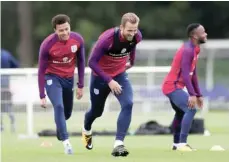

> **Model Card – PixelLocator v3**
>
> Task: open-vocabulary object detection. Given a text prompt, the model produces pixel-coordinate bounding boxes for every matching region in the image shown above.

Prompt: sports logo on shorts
[121,48,126,53]
[94,88,99,95]
[71,45,78,53]
[47,79,52,86]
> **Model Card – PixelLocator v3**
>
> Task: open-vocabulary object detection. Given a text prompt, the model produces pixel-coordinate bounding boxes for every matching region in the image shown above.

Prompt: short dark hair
[186,23,200,37]
[51,14,70,29]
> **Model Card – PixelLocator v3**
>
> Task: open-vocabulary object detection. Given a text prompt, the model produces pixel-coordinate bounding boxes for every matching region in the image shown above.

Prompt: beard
[198,39,206,44]
[125,35,134,41]
[198,37,207,44]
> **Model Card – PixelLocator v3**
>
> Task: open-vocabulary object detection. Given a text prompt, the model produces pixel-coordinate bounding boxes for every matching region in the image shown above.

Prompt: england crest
[71,45,78,53]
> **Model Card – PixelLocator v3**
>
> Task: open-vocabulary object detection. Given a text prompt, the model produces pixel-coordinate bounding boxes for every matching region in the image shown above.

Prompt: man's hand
[188,96,197,109]
[40,98,47,108]
[125,62,132,70]
[76,88,83,100]
[108,80,122,95]
[196,97,204,109]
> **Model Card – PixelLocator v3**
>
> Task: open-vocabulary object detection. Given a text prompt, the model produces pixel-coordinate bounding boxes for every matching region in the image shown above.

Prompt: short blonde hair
[121,12,140,27]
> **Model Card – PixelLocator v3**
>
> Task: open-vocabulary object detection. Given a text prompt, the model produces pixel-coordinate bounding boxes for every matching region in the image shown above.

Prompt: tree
[2,1,229,66]
[17,1,34,67]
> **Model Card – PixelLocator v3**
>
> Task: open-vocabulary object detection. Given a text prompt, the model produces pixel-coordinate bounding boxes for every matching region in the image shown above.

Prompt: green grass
[2,135,229,162]
[1,111,229,162]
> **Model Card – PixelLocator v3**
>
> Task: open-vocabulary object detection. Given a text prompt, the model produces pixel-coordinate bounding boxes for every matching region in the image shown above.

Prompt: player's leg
[0,111,3,132]
[8,107,15,133]
[55,87,73,142]
[45,75,73,154]
[55,77,74,142]
[112,72,133,157]
[63,89,73,120]
[1,92,5,131]
[170,100,184,150]
[82,74,110,150]
[1,90,15,132]
[61,79,75,154]
[62,78,74,121]
[6,91,15,133]
[167,89,197,151]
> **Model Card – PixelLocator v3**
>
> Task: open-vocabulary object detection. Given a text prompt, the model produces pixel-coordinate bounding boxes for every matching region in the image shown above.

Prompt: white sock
[83,126,92,135]
[114,140,124,148]
[178,143,187,147]
[173,143,179,147]
[62,139,71,147]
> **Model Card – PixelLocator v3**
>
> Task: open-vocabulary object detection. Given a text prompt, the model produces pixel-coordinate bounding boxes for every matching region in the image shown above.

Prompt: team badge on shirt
[71,45,78,53]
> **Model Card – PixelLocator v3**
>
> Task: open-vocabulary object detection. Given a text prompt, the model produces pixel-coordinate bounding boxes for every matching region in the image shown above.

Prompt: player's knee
[175,113,183,120]
[55,104,64,112]
[177,111,184,118]
[122,100,133,111]
[185,108,197,114]
[65,113,72,120]
[94,110,103,118]
[190,108,197,114]
[90,104,104,118]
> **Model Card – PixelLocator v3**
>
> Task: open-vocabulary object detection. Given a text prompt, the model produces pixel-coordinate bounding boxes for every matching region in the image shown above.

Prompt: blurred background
[1,1,229,138]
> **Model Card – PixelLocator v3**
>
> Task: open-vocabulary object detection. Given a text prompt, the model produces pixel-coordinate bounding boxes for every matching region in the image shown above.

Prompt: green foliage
[1,1,229,66]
